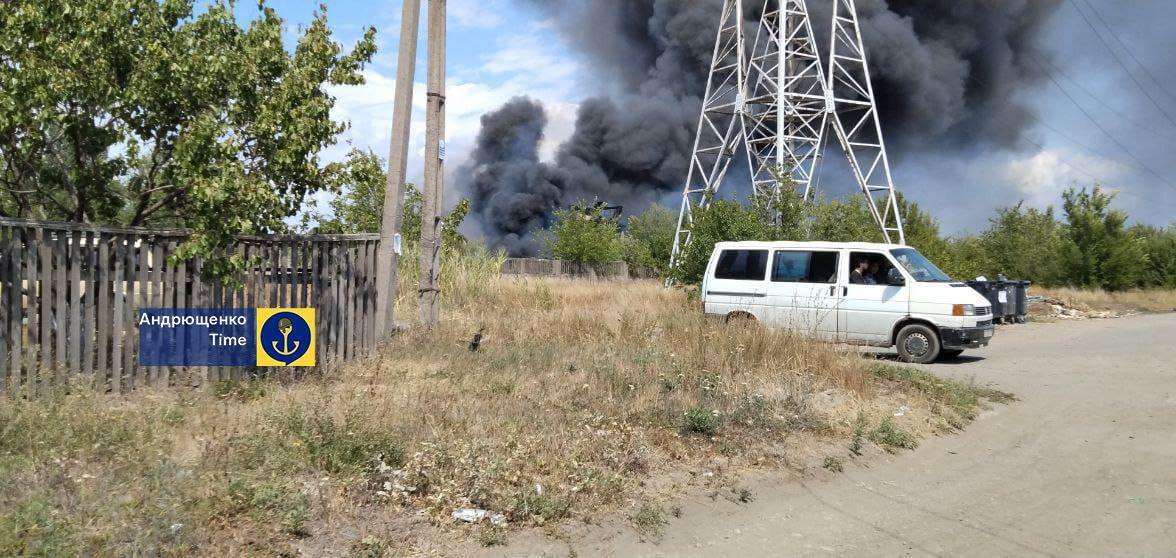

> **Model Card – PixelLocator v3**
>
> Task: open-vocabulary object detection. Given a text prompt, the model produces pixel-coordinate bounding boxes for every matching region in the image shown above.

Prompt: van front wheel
[896,324,941,364]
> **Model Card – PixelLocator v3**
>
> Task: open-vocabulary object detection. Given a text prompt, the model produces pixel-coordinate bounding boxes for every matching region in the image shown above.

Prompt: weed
[226,477,310,536]
[631,503,668,540]
[659,373,683,393]
[735,487,755,503]
[823,456,845,473]
[488,380,516,395]
[237,406,406,475]
[681,407,719,436]
[670,505,683,518]
[0,496,77,556]
[351,535,389,558]
[476,524,508,547]
[214,379,269,402]
[849,412,867,456]
[869,418,918,453]
[510,488,572,524]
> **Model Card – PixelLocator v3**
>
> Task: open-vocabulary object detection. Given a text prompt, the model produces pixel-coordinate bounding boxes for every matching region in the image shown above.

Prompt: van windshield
[890,248,953,283]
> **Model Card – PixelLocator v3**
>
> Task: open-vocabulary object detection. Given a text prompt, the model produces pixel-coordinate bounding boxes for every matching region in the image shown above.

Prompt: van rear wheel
[896,324,941,364]
[724,311,758,328]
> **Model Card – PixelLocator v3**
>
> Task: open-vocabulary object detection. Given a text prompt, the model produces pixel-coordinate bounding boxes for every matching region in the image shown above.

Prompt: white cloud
[1004,149,1125,208]
[449,0,507,29]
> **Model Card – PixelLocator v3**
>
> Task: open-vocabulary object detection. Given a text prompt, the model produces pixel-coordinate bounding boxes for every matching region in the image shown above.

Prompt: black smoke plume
[463,0,1063,253]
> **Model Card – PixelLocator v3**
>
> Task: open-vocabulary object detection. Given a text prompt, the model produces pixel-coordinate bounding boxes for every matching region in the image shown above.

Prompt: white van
[701,241,995,363]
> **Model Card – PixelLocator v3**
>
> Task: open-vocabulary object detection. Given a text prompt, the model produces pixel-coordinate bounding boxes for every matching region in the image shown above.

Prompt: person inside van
[850,257,871,284]
[865,261,881,284]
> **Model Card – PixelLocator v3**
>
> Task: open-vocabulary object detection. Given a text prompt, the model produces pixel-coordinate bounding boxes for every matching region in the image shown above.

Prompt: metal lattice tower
[671,0,905,269]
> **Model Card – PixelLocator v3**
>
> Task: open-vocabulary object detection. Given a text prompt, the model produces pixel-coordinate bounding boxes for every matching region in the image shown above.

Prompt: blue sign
[138,308,255,366]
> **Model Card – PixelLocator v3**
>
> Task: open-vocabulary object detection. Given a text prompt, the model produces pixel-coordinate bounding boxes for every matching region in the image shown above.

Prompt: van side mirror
[887,268,906,286]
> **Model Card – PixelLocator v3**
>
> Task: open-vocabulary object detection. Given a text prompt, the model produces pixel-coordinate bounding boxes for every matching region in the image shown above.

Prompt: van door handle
[829,285,835,296]
[843,287,848,296]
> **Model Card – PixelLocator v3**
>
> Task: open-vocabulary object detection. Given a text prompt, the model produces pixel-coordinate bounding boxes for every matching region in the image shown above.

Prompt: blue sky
[234,1,1176,233]
[233,0,584,212]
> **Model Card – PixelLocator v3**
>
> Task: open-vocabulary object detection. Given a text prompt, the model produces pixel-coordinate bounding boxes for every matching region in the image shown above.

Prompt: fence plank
[149,240,163,386]
[329,242,340,365]
[53,230,67,386]
[0,227,8,391]
[38,228,52,394]
[81,231,95,382]
[293,241,303,308]
[133,237,148,389]
[343,242,350,360]
[110,235,125,393]
[357,241,369,351]
[174,252,186,386]
[192,257,205,387]
[279,241,289,307]
[68,231,82,382]
[165,239,179,386]
[10,228,24,392]
[95,233,110,388]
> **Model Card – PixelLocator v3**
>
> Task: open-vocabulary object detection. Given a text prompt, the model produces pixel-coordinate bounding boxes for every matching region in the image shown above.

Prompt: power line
[1079,0,1176,104]
[1030,55,1176,192]
[1033,54,1176,145]
[966,72,1176,200]
[1066,0,1176,129]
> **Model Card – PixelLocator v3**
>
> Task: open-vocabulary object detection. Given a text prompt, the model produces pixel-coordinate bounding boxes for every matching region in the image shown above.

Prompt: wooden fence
[501,258,658,280]
[0,218,380,394]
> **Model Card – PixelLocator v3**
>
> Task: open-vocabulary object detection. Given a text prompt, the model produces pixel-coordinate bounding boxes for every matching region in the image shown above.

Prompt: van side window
[772,251,839,284]
[714,250,769,281]
[849,252,897,286]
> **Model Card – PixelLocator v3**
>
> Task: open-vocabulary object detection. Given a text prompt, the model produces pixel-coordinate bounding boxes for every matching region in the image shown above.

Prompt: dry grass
[1034,287,1176,315]
[0,254,1013,555]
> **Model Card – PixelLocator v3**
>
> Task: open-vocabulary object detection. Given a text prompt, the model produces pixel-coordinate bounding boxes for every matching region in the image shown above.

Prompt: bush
[681,407,719,436]
[544,204,624,263]
[622,205,677,275]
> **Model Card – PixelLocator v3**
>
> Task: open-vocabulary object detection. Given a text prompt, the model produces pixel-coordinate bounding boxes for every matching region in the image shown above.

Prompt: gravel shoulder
[491,313,1176,557]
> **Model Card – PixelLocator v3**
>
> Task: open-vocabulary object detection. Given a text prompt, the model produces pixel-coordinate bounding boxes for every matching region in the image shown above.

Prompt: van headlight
[952,304,976,316]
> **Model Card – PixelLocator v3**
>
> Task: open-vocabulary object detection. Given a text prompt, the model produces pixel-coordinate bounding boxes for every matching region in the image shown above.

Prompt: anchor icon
[271,317,301,360]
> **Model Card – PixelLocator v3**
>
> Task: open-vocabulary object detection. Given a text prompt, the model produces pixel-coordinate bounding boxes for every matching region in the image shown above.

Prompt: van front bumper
[941,324,995,350]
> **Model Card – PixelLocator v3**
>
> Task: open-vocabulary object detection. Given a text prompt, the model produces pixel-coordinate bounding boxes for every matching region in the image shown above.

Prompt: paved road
[498,314,1176,557]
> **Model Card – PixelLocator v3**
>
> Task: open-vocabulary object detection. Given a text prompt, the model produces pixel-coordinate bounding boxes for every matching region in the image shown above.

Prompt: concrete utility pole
[418,0,446,327]
[374,0,421,338]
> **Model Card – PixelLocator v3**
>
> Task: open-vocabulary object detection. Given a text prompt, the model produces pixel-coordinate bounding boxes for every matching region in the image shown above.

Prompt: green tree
[1061,186,1145,291]
[312,150,469,247]
[668,199,780,285]
[895,194,950,262]
[545,204,625,263]
[622,205,678,275]
[979,203,1065,285]
[940,235,989,282]
[1132,224,1176,288]
[804,195,883,243]
[0,0,376,277]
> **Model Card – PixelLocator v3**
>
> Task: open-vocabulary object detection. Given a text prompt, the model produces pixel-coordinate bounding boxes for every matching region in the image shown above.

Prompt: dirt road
[498,314,1176,557]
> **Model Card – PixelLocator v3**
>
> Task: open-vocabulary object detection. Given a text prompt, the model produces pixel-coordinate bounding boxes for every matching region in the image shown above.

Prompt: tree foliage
[0,0,376,276]
[1060,186,1145,290]
[544,204,624,263]
[311,150,470,248]
[621,205,678,276]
